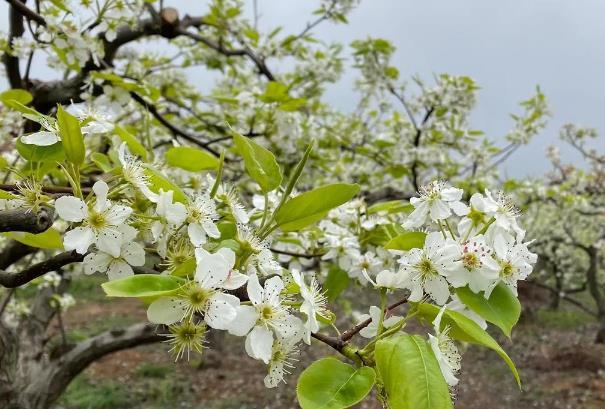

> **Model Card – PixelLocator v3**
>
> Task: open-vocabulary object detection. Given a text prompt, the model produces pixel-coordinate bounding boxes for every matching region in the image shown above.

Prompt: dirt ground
[51,279,605,409]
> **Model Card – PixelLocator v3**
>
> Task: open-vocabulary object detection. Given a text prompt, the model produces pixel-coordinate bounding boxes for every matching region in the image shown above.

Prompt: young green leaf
[165,146,219,171]
[296,357,375,409]
[455,283,521,337]
[16,138,65,162]
[56,105,85,165]
[232,131,282,192]
[275,183,360,231]
[114,126,148,160]
[324,266,350,301]
[384,231,427,250]
[4,228,64,250]
[144,168,188,203]
[0,89,33,105]
[375,334,453,409]
[417,303,521,387]
[102,274,183,298]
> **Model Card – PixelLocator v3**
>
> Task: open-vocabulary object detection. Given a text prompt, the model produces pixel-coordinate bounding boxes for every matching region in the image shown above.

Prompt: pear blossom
[264,338,299,388]
[118,143,158,202]
[147,248,240,330]
[228,275,302,364]
[398,232,459,305]
[486,235,537,297]
[291,270,328,344]
[446,235,500,293]
[67,103,116,134]
[185,193,220,247]
[21,116,60,146]
[83,225,145,280]
[404,181,469,229]
[55,180,132,257]
[150,190,187,256]
[428,306,462,387]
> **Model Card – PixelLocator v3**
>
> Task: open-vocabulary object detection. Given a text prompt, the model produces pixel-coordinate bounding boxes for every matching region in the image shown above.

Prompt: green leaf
[0,89,33,105]
[144,168,187,203]
[418,303,521,387]
[2,99,41,117]
[4,228,63,250]
[296,357,375,409]
[165,146,219,171]
[324,266,350,301]
[102,274,183,298]
[455,284,521,337]
[233,131,282,192]
[384,231,426,250]
[91,152,113,172]
[114,126,148,160]
[275,183,360,231]
[375,334,453,409]
[259,81,289,103]
[367,200,413,215]
[56,105,85,165]
[16,138,65,162]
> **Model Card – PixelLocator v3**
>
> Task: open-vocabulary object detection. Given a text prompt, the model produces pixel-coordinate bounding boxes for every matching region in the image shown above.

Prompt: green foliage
[4,228,64,250]
[275,183,360,231]
[102,274,183,298]
[56,105,85,166]
[233,131,282,192]
[296,357,375,409]
[456,283,521,337]
[384,231,426,251]
[418,303,521,387]
[60,377,131,409]
[16,138,65,162]
[375,334,453,409]
[324,266,350,301]
[115,126,148,160]
[165,146,219,171]
[0,89,33,105]
[136,362,174,379]
[144,168,188,203]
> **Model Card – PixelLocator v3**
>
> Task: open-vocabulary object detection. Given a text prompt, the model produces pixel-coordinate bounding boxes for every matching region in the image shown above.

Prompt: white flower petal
[64,227,95,254]
[245,325,273,364]
[147,297,186,325]
[55,196,88,222]
[228,305,259,336]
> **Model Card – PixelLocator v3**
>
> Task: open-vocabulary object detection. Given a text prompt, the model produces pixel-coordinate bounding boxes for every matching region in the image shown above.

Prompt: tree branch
[44,322,164,405]
[174,27,275,81]
[130,92,221,157]
[0,206,54,234]
[2,0,27,88]
[4,0,46,26]
[0,250,83,288]
[340,298,408,342]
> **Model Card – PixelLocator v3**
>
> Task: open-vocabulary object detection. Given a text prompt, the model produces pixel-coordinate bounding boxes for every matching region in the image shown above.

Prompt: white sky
[2,0,603,177]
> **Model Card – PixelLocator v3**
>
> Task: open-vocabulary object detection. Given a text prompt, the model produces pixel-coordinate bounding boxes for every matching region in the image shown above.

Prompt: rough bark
[0,207,54,234]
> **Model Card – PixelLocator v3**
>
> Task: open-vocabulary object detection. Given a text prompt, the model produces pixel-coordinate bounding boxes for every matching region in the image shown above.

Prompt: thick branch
[2,0,27,88]
[4,0,46,26]
[0,206,54,233]
[0,250,83,288]
[0,184,91,196]
[175,27,275,81]
[0,241,37,269]
[44,323,164,405]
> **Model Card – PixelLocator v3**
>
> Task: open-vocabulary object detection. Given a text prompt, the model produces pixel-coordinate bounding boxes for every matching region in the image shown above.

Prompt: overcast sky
[2,0,603,177]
